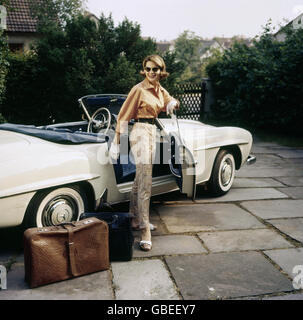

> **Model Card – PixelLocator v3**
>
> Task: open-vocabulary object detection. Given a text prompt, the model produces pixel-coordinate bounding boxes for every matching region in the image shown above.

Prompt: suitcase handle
[58,222,77,227]
[105,214,118,225]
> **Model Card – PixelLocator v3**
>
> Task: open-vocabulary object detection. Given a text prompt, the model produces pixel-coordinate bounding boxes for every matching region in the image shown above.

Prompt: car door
[168,132,196,200]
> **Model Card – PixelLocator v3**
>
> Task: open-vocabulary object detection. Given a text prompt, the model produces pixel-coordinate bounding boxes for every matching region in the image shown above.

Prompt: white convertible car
[0,94,256,228]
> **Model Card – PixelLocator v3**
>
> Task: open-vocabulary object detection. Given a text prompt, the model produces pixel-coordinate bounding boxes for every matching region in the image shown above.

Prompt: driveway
[1,137,303,300]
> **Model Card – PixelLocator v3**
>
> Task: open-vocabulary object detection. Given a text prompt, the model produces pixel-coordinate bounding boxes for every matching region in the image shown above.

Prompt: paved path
[1,138,303,300]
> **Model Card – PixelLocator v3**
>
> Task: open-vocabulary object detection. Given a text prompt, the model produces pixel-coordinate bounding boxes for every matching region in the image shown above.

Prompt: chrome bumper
[246,155,256,165]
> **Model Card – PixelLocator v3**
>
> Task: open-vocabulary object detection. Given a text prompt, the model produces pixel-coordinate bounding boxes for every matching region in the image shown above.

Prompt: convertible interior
[0,94,176,185]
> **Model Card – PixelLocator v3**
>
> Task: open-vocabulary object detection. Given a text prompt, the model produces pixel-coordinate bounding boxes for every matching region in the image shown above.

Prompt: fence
[175,79,213,121]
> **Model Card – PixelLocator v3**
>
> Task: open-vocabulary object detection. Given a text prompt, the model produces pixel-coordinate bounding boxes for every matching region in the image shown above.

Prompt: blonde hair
[140,54,169,80]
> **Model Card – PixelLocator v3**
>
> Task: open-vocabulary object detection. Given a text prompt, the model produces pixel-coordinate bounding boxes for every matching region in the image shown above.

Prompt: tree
[104,55,137,93]
[173,30,203,82]
[2,13,158,124]
[29,0,84,30]
[160,50,186,95]
[95,14,157,86]
[205,23,303,136]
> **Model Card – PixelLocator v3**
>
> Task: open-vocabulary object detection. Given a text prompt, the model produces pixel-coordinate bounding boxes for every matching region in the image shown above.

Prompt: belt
[134,118,157,125]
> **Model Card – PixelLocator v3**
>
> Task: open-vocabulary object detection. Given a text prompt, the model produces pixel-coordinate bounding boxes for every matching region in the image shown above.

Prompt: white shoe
[139,240,152,251]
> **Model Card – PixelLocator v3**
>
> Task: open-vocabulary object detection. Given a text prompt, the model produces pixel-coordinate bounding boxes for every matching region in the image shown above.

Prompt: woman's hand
[166,99,180,116]
[109,141,120,160]
[109,133,120,160]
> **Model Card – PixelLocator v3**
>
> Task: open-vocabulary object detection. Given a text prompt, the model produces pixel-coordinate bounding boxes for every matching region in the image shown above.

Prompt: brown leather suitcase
[24,218,109,288]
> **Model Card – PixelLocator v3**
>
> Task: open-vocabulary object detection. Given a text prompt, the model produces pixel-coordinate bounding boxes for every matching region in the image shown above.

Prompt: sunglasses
[145,67,161,73]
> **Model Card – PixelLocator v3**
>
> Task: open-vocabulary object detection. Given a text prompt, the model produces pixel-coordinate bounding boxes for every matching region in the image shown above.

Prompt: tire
[207,149,235,196]
[24,185,88,228]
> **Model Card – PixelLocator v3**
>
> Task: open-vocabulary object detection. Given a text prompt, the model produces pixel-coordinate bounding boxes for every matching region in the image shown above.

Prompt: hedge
[205,26,303,136]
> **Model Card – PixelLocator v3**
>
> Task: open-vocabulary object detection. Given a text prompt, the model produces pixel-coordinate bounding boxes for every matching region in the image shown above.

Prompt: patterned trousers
[129,122,157,229]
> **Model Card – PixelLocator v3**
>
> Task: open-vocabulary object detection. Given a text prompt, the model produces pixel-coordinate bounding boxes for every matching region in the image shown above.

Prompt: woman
[111,54,179,251]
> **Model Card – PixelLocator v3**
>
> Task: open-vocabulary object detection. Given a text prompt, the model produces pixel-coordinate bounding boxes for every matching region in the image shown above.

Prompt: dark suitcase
[80,212,134,261]
[24,218,109,288]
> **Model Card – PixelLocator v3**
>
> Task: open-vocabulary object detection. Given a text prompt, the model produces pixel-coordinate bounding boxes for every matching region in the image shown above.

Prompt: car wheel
[24,186,87,228]
[207,150,235,196]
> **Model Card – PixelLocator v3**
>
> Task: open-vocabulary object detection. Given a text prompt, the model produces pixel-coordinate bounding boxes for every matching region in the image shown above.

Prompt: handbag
[23,218,109,288]
[80,211,134,261]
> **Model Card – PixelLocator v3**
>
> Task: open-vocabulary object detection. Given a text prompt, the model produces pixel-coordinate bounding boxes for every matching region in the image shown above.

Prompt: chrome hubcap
[42,196,78,226]
[221,158,233,187]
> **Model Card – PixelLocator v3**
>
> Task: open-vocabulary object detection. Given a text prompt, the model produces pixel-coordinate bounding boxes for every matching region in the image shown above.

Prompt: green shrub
[1,14,158,125]
[2,52,45,124]
[0,113,6,123]
[0,29,9,106]
[206,25,303,136]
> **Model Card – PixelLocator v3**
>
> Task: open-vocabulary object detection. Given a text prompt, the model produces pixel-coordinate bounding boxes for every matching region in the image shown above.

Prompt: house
[83,10,99,29]
[1,0,39,52]
[0,5,7,29]
[155,36,251,60]
[274,12,303,42]
[156,40,174,54]
[200,37,252,60]
[1,0,99,53]
[199,39,223,59]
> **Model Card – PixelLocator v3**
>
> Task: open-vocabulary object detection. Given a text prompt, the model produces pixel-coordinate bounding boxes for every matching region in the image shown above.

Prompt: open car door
[168,133,196,200]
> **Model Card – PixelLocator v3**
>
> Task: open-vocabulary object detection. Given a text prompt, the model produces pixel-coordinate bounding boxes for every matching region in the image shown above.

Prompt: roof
[6,0,38,33]
[157,41,172,54]
[274,12,303,36]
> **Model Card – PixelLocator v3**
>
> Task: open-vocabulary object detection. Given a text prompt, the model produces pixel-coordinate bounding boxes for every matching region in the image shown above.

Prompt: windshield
[80,94,127,118]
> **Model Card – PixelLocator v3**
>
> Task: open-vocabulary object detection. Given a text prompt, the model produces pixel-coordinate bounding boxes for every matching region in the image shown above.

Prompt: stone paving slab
[275,176,303,187]
[262,293,303,300]
[251,145,285,154]
[251,145,303,158]
[165,252,294,300]
[195,188,288,203]
[240,200,303,219]
[157,203,264,233]
[243,154,287,167]
[235,292,303,300]
[263,248,303,281]
[277,187,303,199]
[198,229,294,253]
[0,251,18,266]
[148,209,168,236]
[275,149,303,159]
[233,177,285,188]
[284,158,303,164]
[0,263,113,300]
[236,167,303,178]
[133,235,207,258]
[267,218,303,243]
[111,259,180,300]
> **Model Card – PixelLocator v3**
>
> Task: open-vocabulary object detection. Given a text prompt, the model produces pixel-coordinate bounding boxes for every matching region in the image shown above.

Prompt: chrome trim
[246,155,256,165]
[78,98,91,121]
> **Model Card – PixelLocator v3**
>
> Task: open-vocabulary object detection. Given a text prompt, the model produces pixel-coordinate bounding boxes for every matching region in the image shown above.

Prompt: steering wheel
[87,107,112,134]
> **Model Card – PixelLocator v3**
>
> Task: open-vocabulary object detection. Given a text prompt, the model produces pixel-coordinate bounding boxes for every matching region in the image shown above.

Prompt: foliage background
[1,0,303,138]
[205,24,303,136]
[0,1,184,125]
[0,29,8,123]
